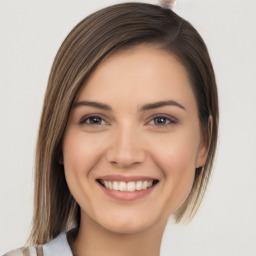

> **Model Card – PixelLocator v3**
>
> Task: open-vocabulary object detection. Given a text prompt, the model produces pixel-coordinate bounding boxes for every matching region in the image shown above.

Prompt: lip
[96,175,159,201]
[98,183,157,201]
[97,174,158,182]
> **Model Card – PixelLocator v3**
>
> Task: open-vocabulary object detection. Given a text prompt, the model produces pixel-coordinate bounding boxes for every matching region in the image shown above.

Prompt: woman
[4,1,218,256]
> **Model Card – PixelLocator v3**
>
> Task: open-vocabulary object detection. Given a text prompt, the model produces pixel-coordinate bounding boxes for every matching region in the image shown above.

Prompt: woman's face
[63,45,207,234]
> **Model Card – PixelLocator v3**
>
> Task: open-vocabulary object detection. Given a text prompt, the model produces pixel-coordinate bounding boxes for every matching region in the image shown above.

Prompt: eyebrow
[140,100,186,111]
[73,101,112,111]
[73,100,186,111]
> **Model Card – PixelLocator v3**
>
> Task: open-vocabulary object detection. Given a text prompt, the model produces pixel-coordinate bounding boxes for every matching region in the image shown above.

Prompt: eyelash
[80,115,109,126]
[79,114,178,128]
[147,115,178,127]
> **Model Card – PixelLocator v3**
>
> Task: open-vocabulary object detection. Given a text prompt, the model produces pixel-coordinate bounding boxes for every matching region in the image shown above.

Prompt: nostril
[110,160,142,168]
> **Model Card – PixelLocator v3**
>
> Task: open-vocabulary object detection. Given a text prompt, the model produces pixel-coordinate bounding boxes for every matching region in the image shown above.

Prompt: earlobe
[196,115,213,168]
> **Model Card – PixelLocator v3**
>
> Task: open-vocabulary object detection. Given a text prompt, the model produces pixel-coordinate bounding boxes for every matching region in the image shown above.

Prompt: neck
[70,211,168,256]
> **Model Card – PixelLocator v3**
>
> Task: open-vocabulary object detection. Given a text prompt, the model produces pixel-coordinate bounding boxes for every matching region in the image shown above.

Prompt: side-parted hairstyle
[29,2,218,245]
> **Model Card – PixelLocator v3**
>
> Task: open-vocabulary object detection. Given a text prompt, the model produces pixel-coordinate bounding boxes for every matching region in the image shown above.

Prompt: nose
[105,124,146,168]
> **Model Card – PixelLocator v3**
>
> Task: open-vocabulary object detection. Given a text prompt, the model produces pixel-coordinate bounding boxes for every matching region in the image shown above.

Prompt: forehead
[76,44,197,112]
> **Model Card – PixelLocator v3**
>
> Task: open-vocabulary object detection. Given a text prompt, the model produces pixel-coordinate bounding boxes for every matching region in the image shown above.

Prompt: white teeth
[127,182,136,192]
[100,180,156,192]
[113,181,119,191]
[108,181,113,190]
[142,180,148,190]
[103,180,109,189]
[136,181,142,191]
[119,182,127,191]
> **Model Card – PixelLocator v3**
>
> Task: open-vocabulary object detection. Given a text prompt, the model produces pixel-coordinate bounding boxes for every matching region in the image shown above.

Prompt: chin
[86,208,168,235]
[103,219,150,234]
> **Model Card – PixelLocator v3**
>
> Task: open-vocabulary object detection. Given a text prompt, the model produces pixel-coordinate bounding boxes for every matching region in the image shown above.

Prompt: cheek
[62,130,109,215]
[63,130,105,173]
[150,128,200,173]
[148,130,200,212]
[62,130,106,202]
[157,140,197,188]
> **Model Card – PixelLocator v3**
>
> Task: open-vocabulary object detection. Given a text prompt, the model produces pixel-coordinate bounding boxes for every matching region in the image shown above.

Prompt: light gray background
[0,0,256,255]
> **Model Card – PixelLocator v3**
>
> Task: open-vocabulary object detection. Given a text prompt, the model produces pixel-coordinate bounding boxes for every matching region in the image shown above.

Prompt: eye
[148,115,177,126]
[153,117,170,125]
[80,115,108,125]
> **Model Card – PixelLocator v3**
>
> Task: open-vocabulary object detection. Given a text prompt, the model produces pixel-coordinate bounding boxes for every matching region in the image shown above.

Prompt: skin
[62,44,208,256]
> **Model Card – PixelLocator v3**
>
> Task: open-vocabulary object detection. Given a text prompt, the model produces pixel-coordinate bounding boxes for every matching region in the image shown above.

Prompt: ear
[196,115,213,168]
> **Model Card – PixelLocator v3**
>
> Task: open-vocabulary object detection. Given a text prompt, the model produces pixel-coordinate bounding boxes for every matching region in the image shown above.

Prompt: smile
[97,179,159,192]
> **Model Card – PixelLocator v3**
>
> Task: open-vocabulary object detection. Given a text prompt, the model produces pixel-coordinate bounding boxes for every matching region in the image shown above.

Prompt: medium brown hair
[29,2,218,245]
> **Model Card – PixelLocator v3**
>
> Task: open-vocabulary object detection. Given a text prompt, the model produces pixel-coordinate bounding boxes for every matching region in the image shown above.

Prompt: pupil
[91,117,101,124]
[155,117,166,125]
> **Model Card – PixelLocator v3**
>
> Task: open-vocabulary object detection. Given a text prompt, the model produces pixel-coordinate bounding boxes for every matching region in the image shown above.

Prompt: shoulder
[2,247,36,256]
[3,232,72,256]
[2,248,23,256]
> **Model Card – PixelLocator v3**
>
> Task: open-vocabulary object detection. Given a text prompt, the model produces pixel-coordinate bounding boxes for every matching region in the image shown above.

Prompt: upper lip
[96,175,159,182]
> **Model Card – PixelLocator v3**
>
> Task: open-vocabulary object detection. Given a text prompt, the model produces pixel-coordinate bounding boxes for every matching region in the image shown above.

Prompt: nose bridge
[106,121,145,167]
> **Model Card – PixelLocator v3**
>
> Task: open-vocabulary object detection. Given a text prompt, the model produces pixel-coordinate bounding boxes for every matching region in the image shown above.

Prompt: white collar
[42,232,73,256]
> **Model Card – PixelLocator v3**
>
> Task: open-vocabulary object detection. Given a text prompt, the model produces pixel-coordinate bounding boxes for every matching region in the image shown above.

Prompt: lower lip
[97,183,156,201]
